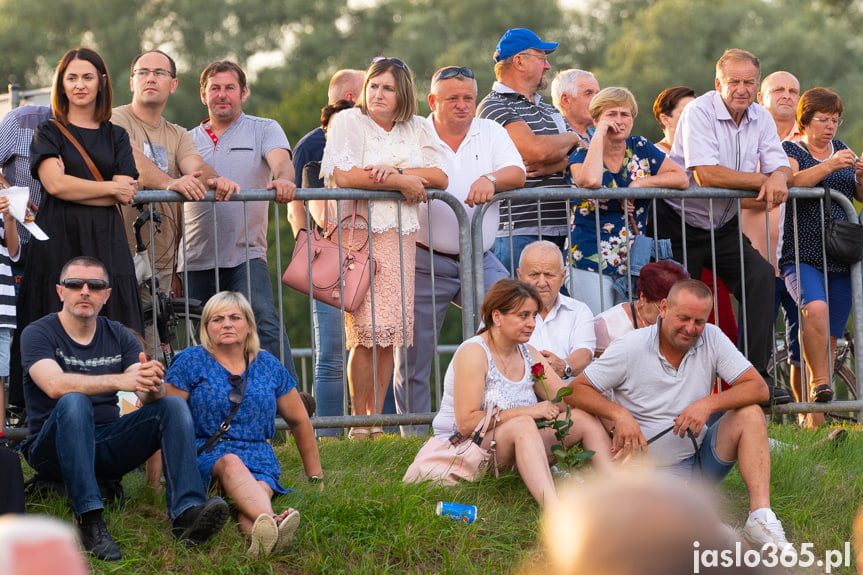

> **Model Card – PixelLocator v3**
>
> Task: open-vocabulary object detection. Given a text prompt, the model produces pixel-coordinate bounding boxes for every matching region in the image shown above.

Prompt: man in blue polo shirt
[477,28,582,273]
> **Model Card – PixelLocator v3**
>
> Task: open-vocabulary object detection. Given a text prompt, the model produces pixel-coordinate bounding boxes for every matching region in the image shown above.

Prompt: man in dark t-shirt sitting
[20,256,228,562]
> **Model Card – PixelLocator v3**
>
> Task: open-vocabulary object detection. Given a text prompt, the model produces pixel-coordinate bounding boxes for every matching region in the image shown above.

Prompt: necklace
[634,300,647,328]
[487,335,520,378]
[634,300,658,328]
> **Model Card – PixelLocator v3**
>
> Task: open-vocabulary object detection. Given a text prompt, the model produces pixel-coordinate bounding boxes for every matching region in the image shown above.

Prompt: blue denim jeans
[312,300,398,437]
[185,258,298,380]
[25,394,206,520]
[313,299,346,437]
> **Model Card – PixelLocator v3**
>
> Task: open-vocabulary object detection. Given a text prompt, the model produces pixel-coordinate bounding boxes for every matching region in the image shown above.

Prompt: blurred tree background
[2,0,861,373]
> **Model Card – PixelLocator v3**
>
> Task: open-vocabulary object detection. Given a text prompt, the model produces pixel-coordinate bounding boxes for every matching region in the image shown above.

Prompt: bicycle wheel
[142,298,203,360]
[834,363,857,401]
[767,333,792,394]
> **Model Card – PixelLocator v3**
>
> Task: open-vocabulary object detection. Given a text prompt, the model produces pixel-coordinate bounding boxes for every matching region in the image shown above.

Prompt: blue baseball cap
[493,28,559,63]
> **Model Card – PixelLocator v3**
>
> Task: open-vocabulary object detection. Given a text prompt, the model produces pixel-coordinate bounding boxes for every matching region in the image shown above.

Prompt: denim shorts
[782,263,852,339]
[666,417,736,484]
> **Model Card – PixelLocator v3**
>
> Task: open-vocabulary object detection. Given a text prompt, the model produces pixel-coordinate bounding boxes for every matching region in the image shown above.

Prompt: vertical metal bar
[735,198,748,359]
[273,202,286,363]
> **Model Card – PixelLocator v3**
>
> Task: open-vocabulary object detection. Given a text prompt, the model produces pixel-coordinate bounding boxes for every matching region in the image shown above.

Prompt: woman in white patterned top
[318,57,448,439]
[431,279,613,506]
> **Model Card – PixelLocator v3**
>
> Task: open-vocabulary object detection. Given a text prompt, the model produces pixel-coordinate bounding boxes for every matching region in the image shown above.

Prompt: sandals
[811,383,834,403]
[247,514,278,557]
[271,509,301,555]
[349,426,385,440]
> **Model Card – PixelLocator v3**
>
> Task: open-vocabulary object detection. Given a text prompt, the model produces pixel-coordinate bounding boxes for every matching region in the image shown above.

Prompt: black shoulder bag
[823,185,863,265]
[198,354,249,455]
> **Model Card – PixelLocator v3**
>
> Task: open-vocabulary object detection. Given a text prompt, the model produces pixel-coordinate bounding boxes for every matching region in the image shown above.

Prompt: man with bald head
[569,279,791,551]
[745,70,806,417]
[758,71,801,142]
[291,69,365,180]
[113,50,238,349]
[517,240,594,380]
[392,65,525,435]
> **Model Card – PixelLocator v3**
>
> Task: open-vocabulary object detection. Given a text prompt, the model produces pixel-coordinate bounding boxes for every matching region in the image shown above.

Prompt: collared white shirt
[528,293,595,375]
[420,116,524,254]
[668,91,789,230]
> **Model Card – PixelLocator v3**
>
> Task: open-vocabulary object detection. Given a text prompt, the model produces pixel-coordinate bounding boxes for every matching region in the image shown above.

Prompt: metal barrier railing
[472,186,863,420]
[4,186,861,439]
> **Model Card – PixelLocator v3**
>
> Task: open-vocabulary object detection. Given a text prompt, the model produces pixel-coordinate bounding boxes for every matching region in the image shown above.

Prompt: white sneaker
[742,512,792,552]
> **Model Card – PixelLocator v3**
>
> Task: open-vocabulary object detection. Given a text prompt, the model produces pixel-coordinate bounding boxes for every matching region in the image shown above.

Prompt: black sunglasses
[59,278,109,291]
[372,56,407,70]
[433,67,475,83]
[228,374,246,405]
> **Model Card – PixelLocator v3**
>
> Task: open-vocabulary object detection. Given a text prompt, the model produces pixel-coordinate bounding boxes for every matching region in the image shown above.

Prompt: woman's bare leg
[486,415,559,507]
[211,454,275,534]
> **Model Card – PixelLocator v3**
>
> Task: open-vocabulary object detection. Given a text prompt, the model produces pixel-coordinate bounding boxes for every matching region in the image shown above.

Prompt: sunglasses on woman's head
[372,56,407,70]
[59,278,109,291]
[433,67,475,83]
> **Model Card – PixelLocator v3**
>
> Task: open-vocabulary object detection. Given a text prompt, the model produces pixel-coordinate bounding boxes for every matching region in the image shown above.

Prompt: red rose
[531,363,545,379]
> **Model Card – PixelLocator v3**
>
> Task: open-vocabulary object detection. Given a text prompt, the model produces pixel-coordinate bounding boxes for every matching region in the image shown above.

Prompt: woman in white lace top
[318,57,448,439]
[431,279,613,506]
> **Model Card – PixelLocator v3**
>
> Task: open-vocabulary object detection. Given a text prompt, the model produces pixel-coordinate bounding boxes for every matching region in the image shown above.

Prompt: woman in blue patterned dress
[779,87,863,424]
[568,87,688,314]
[166,291,322,556]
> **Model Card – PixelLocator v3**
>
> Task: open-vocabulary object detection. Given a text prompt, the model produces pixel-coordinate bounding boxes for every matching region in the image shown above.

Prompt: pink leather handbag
[282,201,378,313]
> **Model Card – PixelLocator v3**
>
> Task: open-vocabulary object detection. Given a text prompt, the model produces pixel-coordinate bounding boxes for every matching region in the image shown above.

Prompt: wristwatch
[482,173,497,191]
[563,363,572,379]
[307,475,323,484]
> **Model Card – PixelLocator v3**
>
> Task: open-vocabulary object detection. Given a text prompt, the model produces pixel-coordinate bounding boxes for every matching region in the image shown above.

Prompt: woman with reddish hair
[593,260,689,356]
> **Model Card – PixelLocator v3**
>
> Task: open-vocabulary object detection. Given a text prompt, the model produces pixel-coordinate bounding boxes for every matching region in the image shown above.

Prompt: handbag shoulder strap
[198,353,249,455]
[50,119,104,181]
[471,405,500,445]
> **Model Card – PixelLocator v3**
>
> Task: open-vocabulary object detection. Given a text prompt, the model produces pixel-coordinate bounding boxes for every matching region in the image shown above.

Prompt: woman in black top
[22,47,143,335]
[779,87,863,418]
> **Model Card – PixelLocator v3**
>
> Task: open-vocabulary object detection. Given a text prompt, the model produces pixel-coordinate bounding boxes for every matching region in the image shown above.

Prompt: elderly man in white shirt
[517,240,594,380]
[392,66,526,435]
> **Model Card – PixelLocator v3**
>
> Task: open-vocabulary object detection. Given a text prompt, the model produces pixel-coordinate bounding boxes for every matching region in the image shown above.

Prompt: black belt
[417,242,459,262]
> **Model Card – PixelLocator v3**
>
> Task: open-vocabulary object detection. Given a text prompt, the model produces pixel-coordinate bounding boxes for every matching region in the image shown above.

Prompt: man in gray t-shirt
[569,279,791,552]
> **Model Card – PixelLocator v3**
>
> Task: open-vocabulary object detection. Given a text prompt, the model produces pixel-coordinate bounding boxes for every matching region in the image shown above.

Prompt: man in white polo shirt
[392,66,525,435]
[517,240,594,380]
[569,279,791,551]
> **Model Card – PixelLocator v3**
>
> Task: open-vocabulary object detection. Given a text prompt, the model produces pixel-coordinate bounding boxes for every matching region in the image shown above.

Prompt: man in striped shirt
[477,28,582,274]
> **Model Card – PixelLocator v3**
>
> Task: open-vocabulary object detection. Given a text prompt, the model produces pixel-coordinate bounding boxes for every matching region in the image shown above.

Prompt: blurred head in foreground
[532,471,777,574]
[0,515,89,575]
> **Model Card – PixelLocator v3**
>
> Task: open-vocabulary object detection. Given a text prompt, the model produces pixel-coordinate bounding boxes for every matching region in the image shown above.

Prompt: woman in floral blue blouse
[568,87,688,314]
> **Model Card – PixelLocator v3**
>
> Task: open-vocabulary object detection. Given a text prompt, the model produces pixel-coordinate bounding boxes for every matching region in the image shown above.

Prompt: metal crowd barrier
[473,186,863,420]
[137,188,472,432]
[4,186,861,440]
